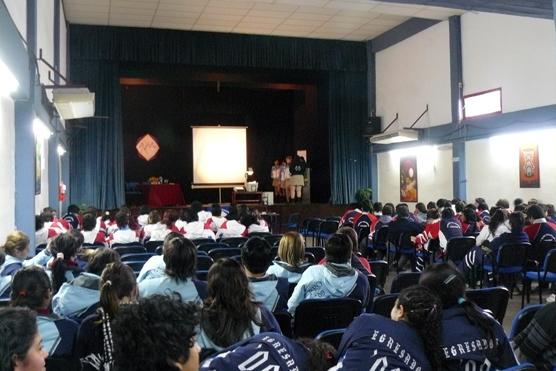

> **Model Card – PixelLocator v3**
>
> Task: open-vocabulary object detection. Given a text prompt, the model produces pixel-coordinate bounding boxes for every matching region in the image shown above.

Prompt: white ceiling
[62,0,464,41]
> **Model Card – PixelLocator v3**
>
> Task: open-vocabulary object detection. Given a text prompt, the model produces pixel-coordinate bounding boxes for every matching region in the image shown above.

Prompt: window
[463,88,502,119]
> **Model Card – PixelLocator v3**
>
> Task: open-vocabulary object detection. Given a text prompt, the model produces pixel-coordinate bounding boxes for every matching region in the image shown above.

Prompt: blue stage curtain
[69,26,369,207]
[69,62,125,209]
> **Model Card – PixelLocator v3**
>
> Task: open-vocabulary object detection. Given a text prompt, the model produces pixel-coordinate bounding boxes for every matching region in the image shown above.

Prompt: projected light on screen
[192,126,247,187]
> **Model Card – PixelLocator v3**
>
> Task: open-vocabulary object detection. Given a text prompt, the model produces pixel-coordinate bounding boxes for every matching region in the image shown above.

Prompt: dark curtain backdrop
[69,25,369,207]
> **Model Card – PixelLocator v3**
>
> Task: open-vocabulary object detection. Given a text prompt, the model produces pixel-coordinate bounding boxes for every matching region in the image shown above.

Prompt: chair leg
[539,280,543,304]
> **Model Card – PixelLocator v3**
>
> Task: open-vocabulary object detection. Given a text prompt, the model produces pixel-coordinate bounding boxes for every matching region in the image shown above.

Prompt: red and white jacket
[204,216,227,233]
[46,219,70,240]
[216,220,247,239]
[414,220,440,250]
[82,230,107,246]
[108,228,141,246]
[184,221,216,240]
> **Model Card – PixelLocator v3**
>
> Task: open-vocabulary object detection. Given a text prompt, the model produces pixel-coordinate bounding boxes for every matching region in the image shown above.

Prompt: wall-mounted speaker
[365,117,382,136]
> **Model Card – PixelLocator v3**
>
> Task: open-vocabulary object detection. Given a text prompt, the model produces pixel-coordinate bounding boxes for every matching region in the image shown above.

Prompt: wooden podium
[232,191,263,205]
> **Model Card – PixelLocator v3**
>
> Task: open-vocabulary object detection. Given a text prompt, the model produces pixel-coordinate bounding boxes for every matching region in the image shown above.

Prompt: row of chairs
[299,218,341,246]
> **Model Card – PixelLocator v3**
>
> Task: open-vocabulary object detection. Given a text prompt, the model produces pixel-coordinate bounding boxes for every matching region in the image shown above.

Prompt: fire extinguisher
[59,182,66,202]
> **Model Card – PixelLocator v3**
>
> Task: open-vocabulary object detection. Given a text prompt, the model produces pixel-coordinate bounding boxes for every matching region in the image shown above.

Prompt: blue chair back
[509,304,543,340]
[446,237,476,263]
[114,246,146,255]
[197,243,230,253]
[465,286,510,324]
[293,298,362,338]
[371,293,399,317]
[197,255,214,271]
[218,237,248,248]
[119,253,155,262]
[390,272,421,294]
[208,247,242,261]
[315,328,346,349]
[495,243,530,273]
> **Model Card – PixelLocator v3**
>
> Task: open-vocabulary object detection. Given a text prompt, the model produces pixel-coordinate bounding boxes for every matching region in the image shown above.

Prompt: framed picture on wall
[400,156,418,202]
[35,139,42,195]
[519,144,540,188]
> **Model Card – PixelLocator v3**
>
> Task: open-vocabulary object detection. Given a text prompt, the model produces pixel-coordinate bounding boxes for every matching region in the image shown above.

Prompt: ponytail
[49,233,80,294]
[99,279,120,318]
[99,262,136,319]
[397,285,444,370]
[51,258,69,294]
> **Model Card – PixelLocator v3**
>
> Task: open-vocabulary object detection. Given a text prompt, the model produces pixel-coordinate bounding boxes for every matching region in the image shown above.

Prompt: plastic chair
[124,261,146,275]
[365,274,377,312]
[445,236,476,265]
[112,242,143,248]
[372,226,394,263]
[248,232,271,238]
[218,237,248,248]
[524,248,556,305]
[273,312,293,338]
[120,253,155,262]
[500,364,536,371]
[155,245,163,255]
[197,243,230,254]
[394,232,419,273]
[482,242,530,292]
[304,252,316,264]
[191,238,215,246]
[197,255,214,271]
[282,213,300,231]
[371,293,399,317]
[390,272,421,294]
[208,247,242,261]
[315,328,346,349]
[293,298,362,338]
[317,220,339,246]
[264,234,283,247]
[196,270,208,281]
[465,286,510,324]
[509,304,543,340]
[114,246,146,255]
[144,240,162,253]
[306,247,325,264]
[369,260,388,293]
[302,218,324,243]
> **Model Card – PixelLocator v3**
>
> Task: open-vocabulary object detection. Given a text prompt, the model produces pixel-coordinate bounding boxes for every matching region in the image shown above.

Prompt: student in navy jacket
[198,259,280,355]
[200,333,336,371]
[439,207,463,249]
[139,233,207,303]
[76,262,137,371]
[241,237,289,313]
[333,285,443,371]
[419,263,518,370]
[11,266,78,359]
[524,204,556,246]
[112,295,200,371]
[489,211,529,256]
[388,204,424,269]
[288,233,369,315]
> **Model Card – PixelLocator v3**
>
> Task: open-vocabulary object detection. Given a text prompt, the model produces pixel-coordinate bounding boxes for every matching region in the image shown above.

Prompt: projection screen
[191,126,247,188]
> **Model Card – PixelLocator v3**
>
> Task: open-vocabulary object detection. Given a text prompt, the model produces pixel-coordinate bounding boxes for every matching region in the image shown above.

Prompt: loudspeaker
[365,117,382,136]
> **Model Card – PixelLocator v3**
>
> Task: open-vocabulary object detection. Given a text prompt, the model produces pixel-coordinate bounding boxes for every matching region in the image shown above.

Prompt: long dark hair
[50,233,80,294]
[0,307,38,371]
[201,258,261,348]
[419,263,498,357]
[488,209,507,235]
[163,233,196,281]
[396,285,443,370]
[99,262,136,318]
[10,266,52,310]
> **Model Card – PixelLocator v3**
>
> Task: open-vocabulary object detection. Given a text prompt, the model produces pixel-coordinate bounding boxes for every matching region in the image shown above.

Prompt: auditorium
[0,0,555,370]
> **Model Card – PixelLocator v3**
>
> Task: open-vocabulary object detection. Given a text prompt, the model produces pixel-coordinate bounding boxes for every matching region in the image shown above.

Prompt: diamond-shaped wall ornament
[136,134,160,161]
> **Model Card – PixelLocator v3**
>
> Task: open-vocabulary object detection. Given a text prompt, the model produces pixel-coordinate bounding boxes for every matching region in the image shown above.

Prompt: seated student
[438,207,463,250]
[414,202,428,224]
[182,208,216,240]
[241,237,288,313]
[111,295,200,371]
[475,208,510,247]
[489,211,529,255]
[388,204,424,269]
[62,204,81,230]
[546,203,556,224]
[191,200,212,224]
[198,258,280,354]
[136,205,150,227]
[34,215,48,255]
[49,233,83,295]
[475,199,491,226]
[0,306,48,371]
[108,212,141,246]
[10,266,79,358]
[138,233,207,302]
[142,210,166,241]
[413,208,441,252]
[266,232,311,283]
[454,201,466,224]
[512,301,556,370]
[41,208,70,240]
[216,209,248,239]
[524,204,556,245]
[372,201,382,217]
[495,199,510,211]
[0,231,31,277]
[461,207,480,236]
[370,203,394,239]
[204,204,227,233]
[76,262,137,371]
[240,211,270,235]
[52,248,119,320]
[201,333,336,371]
[287,233,369,315]
[319,226,371,274]
[0,251,10,298]
[419,263,517,370]
[339,199,377,229]
[80,213,106,246]
[332,285,443,371]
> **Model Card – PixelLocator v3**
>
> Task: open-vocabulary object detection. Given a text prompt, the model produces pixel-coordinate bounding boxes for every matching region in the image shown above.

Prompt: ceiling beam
[379,0,554,19]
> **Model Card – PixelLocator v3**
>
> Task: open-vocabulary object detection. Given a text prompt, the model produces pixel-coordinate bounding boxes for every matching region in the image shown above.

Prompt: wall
[3,0,26,40]
[461,12,556,113]
[377,144,453,206]
[0,95,16,241]
[466,129,556,206]
[376,21,451,129]
[34,139,49,214]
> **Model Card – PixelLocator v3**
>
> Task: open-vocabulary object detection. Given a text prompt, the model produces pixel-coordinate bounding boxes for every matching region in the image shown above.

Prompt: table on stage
[140,183,185,207]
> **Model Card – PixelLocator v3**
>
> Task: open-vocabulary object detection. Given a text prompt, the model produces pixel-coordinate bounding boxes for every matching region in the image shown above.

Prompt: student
[198,259,281,353]
[34,215,48,255]
[439,207,463,249]
[388,204,424,269]
[182,208,216,240]
[339,205,377,232]
[191,200,212,224]
[280,157,291,203]
[49,233,83,294]
[289,155,306,203]
[461,207,480,236]
[241,237,288,313]
[475,209,510,247]
[475,199,491,226]
[546,204,556,224]
[271,159,282,200]
[373,202,383,217]
[287,234,369,315]
[524,204,556,246]
[136,205,150,227]
[216,213,247,239]
[138,233,207,302]
[0,251,11,298]
[204,204,227,233]
[266,232,311,283]
[489,211,529,255]
[240,211,269,235]
[414,202,428,224]
[0,307,48,371]
[413,208,441,252]
[200,333,336,371]
[320,226,371,274]
[77,262,137,371]
[63,204,81,230]
[52,248,120,320]
[419,263,517,370]
[108,212,141,246]
[333,285,443,371]
[142,210,166,241]
[495,199,510,210]
[10,266,78,358]
[0,231,31,277]
[81,213,106,246]
[111,295,200,371]
[370,203,394,238]
[512,301,556,370]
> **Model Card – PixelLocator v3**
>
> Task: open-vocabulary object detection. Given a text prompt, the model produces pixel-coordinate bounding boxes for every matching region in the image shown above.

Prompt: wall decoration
[136,134,160,161]
[35,139,42,195]
[400,156,418,202]
[519,144,540,188]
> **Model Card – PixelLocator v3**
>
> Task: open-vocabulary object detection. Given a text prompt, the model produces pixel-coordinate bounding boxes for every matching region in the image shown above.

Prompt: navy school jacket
[387,217,424,247]
[38,314,79,357]
[333,313,432,371]
[249,274,289,313]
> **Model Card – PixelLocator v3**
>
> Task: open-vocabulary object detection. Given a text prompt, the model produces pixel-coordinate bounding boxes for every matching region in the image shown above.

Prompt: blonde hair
[277,231,305,266]
[2,231,30,256]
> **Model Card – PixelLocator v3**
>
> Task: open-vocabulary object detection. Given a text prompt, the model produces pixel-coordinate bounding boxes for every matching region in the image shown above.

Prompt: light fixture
[52,87,95,120]
[56,144,66,156]
[370,129,420,145]
[0,59,19,97]
[33,118,52,140]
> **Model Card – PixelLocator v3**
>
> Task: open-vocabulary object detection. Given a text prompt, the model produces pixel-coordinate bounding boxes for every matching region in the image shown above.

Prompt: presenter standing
[289,155,306,204]
[280,157,292,203]
[271,160,282,200]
